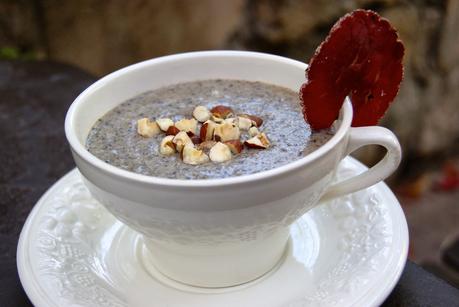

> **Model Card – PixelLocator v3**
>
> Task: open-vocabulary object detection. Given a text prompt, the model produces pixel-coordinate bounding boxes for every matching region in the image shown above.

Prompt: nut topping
[190,135,202,145]
[159,135,176,155]
[211,115,225,123]
[172,131,194,153]
[224,117,238,125]
[175,118,198,134]
[197,140,217,152]
[248,126,260,137]
[140,104,269,163]
[200,120,217,141]
[182,146,209,165]
[224,140,243,154]
[192,106,211,122]
[210,105,234,119]
[214,122,240,142]
[137,118,160,137]
[156,118,174,131]
[237,116,252,130]
[245,133,270,149]
[209,142,232,162]
[166,126,180,136]
[239,114,263,127]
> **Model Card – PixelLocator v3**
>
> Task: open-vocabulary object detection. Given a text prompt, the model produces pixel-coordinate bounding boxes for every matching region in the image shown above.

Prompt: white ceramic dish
[17,157,408,307]
[64,51,402,287]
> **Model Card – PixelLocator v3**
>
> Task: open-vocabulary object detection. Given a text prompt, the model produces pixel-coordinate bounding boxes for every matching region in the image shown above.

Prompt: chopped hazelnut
[159,135,176,155]
[211,115,225,123]
[192,106,211,122]
[156,118,174,131]
[209,142,232,162]
[237,116,252,130]
[172,131,194,153]
[175,118,198,134]
[197,140,217,152]
[245,133,270,149]
[248,126,260,137]
[214,122,240,142]
[137,118,160,137]
[190,135,202,145]
[224,117,238,125]
[210,105,234,120]
[182,146,209,165]
[239,114,263,127]
[224,140,243,154]
[166,126,180,136]
[200,120,217,141]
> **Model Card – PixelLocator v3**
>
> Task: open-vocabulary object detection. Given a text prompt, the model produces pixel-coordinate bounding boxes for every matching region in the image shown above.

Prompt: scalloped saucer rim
[17,157,408,307]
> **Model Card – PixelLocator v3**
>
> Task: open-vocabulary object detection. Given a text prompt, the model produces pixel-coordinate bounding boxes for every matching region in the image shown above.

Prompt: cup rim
[65,50,353,188]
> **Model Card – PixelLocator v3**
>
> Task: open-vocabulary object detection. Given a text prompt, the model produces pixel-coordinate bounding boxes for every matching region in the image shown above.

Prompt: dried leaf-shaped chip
[300,9,404,129]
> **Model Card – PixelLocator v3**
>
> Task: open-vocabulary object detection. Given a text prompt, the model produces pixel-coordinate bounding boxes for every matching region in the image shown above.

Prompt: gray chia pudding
[86,79,334,179]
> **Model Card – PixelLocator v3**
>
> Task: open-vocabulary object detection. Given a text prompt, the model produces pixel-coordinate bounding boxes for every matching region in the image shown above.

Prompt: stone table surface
[1,60,459,307]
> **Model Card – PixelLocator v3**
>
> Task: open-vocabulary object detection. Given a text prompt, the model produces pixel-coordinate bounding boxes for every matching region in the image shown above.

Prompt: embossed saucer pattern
[17,157,408,307]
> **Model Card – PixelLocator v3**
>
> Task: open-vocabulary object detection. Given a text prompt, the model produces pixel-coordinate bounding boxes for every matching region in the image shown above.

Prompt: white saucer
[17,157,408,307]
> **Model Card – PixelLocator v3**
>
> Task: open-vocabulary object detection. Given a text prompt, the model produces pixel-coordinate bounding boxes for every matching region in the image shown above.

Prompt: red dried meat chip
[300,9,404,130]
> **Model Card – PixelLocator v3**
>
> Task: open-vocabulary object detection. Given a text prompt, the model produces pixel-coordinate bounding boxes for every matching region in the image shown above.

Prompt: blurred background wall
[1,0,458,175]
[1,0,459,282]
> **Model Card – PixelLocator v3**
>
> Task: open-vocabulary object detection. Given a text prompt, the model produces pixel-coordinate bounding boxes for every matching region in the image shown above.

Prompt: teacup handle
[320,126,402,202]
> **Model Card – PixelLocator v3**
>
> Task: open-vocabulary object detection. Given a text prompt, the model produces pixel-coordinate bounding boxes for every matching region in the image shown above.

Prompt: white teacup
[65,51,401,288]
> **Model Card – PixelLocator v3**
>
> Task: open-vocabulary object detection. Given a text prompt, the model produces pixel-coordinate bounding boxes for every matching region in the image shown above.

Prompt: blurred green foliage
[0,46,38,60]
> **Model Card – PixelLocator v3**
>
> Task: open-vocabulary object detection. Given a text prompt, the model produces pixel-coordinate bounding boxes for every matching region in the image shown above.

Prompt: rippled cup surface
[65,51,401,288]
